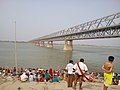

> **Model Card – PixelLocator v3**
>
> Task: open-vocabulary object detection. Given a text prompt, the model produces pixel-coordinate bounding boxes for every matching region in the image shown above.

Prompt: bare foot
[73,87,76,90]
[79,87,83,90]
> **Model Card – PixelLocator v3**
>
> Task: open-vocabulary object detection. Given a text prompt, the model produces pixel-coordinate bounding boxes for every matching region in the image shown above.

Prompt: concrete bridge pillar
[35,41,39,46]
[47,41,53,48]
[40,41,45,47]
[63,40,73,50]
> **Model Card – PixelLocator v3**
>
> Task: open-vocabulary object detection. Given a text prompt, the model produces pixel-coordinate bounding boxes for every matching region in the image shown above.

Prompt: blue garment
[45,72,49,79]
[52,75,59,82]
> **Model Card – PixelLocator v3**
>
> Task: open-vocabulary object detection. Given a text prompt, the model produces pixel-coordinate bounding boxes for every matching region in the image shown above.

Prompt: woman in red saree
[49,68,53,79]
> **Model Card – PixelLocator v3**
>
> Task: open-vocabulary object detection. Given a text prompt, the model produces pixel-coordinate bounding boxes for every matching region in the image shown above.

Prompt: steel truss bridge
[30,12,120,50]
[31,12,120,41]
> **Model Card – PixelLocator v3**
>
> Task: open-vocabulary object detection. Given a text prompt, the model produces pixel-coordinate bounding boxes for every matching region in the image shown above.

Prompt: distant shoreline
[0,41,28,43]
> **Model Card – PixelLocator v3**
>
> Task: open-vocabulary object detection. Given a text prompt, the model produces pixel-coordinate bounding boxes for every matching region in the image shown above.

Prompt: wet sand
[0,76,120,90]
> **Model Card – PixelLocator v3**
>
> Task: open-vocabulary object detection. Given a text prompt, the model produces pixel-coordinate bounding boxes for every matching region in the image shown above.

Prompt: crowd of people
[0,56,120,90]
[0,67,66,83]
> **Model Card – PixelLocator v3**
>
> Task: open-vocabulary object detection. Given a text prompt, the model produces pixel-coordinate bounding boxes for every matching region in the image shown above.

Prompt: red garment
[49,68,53,79]
[40,78,44,82]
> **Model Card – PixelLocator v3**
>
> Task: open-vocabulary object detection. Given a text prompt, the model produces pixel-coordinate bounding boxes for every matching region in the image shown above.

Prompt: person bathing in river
[102,56,114,90]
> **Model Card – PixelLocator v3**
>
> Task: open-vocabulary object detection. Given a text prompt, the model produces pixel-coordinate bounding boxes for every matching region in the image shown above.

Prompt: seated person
[29,73,34,82]
[20,72,28,82]
[52,74,59,82]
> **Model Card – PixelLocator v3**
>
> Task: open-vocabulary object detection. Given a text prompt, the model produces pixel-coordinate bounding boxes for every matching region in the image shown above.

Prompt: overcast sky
[0,0,120,46]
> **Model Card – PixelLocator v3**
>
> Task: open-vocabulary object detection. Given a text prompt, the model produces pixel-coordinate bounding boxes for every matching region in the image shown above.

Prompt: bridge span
[30,12,120,50]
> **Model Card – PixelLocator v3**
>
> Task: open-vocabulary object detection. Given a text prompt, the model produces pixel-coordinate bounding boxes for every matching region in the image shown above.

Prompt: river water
[0,42,120,73]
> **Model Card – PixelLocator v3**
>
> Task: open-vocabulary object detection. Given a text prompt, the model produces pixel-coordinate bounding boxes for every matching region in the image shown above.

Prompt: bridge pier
[47,41,53,48]
[40,41,45,47]
[35,41,39,46]
[63,40,73,50]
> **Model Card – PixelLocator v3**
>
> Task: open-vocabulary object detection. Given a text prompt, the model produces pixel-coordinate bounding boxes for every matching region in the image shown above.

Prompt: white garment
[118,80,120,85]
[29,74,34,81]
[20,72,28,82]
[66,63,74,74]
[73,62,88,75]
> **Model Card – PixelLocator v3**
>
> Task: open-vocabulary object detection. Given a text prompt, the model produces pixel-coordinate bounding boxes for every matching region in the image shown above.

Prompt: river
[0,42,120,73]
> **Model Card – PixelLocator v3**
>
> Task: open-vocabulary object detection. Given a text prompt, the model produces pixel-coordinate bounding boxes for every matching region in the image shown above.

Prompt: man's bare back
[102,61,113,73]
[102,56,114,90]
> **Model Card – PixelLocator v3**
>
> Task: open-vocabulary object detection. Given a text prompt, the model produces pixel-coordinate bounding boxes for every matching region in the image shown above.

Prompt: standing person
[102,56,114,90]
[65,60,74,87]
[73,58,88,90]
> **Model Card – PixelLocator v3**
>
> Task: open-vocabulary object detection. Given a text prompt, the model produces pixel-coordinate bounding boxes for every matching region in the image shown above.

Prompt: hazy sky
[0,0,120,46]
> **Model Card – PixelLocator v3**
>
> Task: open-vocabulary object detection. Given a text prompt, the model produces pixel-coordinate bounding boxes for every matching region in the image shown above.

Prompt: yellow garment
[104,72,112,85]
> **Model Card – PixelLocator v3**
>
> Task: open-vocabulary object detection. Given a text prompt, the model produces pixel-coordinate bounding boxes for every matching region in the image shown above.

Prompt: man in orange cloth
[89,72,94,81]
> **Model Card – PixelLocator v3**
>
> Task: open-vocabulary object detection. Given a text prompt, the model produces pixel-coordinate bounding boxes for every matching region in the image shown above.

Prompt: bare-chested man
[102,56,114,90]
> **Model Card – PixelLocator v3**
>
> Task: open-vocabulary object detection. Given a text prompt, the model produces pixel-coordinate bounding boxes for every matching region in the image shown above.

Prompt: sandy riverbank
[0,76,120,90]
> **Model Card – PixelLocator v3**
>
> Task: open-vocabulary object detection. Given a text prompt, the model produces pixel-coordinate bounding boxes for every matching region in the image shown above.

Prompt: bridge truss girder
[30,12,120,42]
[41,25,120,41]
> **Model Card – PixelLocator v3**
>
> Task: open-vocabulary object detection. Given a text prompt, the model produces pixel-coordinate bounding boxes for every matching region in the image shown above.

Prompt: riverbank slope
[0,76,120,90]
